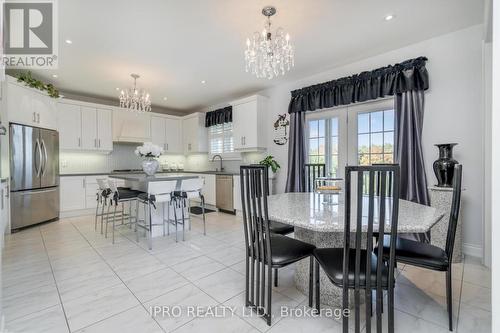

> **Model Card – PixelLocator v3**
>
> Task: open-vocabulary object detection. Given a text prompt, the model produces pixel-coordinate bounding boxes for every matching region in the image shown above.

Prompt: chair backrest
[107,179,118,193]
[240,165,272,307]
[148,180,177,203]
[180,177,204,192]
[445,164,463,260]
[304,163,326,192]
[343,165,400,333]
[97,178,108,191]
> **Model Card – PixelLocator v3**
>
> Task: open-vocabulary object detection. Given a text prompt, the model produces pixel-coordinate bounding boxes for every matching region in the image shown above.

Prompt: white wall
[261,24,486,256]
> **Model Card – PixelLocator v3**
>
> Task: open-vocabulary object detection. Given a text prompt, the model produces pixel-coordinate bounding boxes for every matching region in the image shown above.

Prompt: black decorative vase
[433,143,458,187]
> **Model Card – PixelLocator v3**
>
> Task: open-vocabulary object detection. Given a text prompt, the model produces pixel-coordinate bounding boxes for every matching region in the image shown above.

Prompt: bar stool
[95,178,112,233]
[136,180,178,249]
[174,177,206,236]
[106,179,142,243]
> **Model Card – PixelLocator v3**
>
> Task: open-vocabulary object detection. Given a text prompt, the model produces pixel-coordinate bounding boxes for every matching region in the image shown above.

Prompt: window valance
[205,106,233,127]
[288,56,429,113]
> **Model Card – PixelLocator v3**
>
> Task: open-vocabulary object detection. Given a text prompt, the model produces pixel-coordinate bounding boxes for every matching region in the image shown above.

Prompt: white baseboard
[463,242,483,258]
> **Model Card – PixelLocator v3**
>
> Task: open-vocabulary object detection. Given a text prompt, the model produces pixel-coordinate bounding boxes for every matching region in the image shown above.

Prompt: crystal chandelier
[119,74,151,112]
[245,6,294,79]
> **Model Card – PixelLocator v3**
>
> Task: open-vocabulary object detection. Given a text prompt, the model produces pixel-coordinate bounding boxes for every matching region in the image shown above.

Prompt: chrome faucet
[211,154,224,172]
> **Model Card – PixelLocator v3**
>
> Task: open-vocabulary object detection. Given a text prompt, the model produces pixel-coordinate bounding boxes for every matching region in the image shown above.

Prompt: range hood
[112,108,151,143]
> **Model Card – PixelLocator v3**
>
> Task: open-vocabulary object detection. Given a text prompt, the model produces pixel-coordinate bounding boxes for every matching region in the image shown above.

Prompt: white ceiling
[26,0,484,112]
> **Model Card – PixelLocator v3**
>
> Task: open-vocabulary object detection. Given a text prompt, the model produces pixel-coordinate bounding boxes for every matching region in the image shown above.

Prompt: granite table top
[267,192,444,233]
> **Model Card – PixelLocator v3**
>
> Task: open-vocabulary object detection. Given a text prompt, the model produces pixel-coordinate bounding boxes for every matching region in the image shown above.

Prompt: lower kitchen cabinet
[60,176,86,211]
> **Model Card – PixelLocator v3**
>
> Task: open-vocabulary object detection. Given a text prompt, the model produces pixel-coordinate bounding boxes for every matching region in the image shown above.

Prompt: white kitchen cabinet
[151,115,166,147]
[60,176,86,211]
[58,103,82,150]
[199,174,216,206]
[182,113,207,154]
[151,116,182,153]
[232,95,267,151]
[0,181,10,244]
[165,117,182,153]
[57,103,113,152]
[113,109,151,143]
[81,106,98,150]
[6,79,57,130]
[97,108,113,151]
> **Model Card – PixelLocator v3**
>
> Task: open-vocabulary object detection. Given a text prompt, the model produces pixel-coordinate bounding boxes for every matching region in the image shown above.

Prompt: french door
[305,98,395,179]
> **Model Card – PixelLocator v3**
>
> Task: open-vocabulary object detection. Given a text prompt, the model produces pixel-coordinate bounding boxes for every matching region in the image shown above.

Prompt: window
[357,110,394,165]
[209,122,234,155]
[306,99,395,178]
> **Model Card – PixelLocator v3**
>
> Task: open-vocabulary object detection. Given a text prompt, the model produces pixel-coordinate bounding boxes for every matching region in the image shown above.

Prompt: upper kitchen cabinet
[182,112,207,154]
[232,95,267,152]
[113,108,151,143]
[57,101,113,152]
[151,115,182,153]
[5,78,57,130]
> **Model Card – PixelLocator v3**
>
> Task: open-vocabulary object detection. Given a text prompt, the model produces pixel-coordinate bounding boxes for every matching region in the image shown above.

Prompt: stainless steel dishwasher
[216,175,234,213]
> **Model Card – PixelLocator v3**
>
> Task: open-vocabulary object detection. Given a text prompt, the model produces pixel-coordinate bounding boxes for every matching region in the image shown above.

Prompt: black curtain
[205,106,232,127]
[285,112,306,192]
[288,57,429,114]
[395,90,431,242]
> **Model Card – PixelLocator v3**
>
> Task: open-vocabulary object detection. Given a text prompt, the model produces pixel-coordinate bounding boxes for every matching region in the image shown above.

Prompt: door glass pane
[318,138,325,155]
[384,110,395,131]
[359,154,370,165]
[383,154,394,163]
[358,113,369,133]
[358,134,370,155]
[371,111,383,132]
[309,138,319,155]
[309,155,319,164]
[331,136,338,154]
[318,120,325,137]
[331,118,338,135]
[371,154,384,164]
[309,120,318,137]
[384,132,394,153]
[331,156,338,177]
[370,133,383,154]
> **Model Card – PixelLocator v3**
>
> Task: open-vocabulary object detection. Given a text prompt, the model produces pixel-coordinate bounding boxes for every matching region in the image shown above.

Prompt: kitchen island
[109,174,199,238]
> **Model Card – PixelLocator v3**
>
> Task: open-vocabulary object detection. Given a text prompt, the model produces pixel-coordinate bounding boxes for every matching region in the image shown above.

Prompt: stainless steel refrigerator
[10,123,59,230]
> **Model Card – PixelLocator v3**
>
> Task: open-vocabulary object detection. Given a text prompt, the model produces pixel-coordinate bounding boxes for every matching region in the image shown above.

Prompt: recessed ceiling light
[201,80,206,84]
[115,87,120,91]
[52,74,58,78]
[384,14,394,21]
[65,39,73,44]
[163,97,168,101]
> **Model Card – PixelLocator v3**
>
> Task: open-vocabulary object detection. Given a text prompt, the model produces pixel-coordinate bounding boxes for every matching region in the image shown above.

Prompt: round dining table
[267,192,444,306]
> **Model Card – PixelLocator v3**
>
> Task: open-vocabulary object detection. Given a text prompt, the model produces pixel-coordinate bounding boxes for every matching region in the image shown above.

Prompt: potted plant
[259,155,281,178]
[134,142,164,176]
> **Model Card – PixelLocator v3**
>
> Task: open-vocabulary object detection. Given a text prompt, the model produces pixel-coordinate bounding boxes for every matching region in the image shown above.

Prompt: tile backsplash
[59,143,266,174]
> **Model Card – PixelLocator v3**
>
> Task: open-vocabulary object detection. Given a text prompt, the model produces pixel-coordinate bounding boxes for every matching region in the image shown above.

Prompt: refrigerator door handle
[34,139,42,177]
[41,139,48,176]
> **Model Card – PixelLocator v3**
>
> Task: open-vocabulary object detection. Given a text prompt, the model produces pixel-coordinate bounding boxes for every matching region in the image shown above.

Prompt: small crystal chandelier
[119,74,151,112]
[245,6,294,79]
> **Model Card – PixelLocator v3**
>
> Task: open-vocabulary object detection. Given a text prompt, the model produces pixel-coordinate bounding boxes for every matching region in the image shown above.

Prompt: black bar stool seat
[114,189,144,200]
[314,248,390,288]
[376,235,449,271]
[269,221,295,235]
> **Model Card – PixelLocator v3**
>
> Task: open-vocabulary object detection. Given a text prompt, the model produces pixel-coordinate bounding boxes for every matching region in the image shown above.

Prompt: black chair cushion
[313,248,390,289]
[269,220,295,235]
[115,189,143,200]
[377,235,449,271]
[248,235,315,267]
[173,191,187,198]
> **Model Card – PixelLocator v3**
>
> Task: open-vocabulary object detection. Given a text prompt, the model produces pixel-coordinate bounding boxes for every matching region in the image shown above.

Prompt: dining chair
[304,163,326,192]
[136,180,178,249]
[377,164,462,331]
[240,165,316,326]
[314,165,400,333]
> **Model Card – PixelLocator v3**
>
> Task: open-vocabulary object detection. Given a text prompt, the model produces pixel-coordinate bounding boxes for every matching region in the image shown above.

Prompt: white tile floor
[1,212,491,333]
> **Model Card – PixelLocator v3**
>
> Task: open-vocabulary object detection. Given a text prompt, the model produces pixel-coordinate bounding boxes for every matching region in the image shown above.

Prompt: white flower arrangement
[134,142,164,158]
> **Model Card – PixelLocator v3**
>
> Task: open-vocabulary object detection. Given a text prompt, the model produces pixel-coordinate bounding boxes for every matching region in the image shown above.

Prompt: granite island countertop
[109,174,198,183]
[267,192,444,233]
[60,170,240,177]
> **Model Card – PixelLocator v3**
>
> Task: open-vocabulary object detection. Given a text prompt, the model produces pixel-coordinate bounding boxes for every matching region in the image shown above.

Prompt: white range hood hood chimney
[112,108,152,143]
